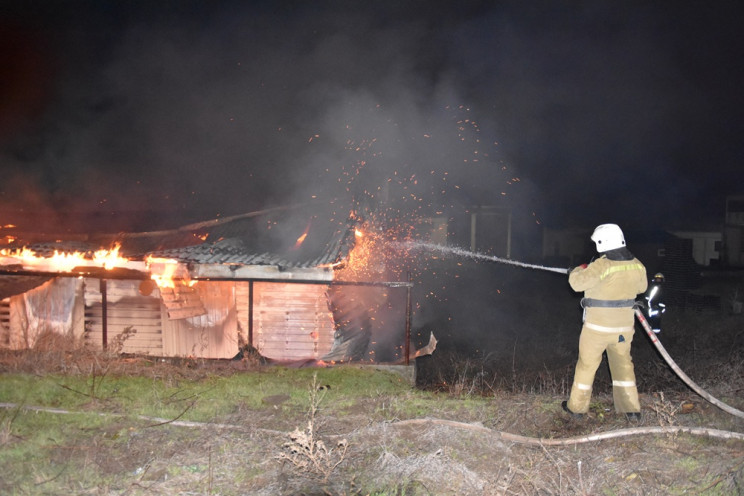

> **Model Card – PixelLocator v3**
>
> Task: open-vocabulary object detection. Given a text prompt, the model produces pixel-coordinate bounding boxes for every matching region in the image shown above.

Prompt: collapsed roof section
[0,204,428,364]
[0,203,361,287]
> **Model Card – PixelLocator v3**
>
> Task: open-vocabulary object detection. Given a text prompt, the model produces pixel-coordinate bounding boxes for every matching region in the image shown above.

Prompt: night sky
[1,1,743,234]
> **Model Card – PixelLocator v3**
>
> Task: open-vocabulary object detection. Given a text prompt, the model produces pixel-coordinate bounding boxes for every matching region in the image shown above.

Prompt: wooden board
[84,278,163,355]
[248,282,335,360]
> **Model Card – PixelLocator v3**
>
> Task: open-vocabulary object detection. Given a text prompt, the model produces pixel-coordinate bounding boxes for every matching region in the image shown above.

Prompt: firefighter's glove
[568,263,588,275]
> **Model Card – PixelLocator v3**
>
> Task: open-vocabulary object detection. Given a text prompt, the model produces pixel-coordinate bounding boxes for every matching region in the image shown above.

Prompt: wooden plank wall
[81,279,335,360]
[235,282,250,346]
[159,285,206,320]
[161,282,239,359]
[243,282,335,361]
[0,299,9,348]
[1,279,85,349]
[84,279,163,355]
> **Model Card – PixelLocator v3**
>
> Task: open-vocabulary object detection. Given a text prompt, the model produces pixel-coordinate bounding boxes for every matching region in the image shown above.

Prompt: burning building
[0,205,431,364]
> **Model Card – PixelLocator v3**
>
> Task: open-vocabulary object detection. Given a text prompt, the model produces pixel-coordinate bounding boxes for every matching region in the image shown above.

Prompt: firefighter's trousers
[567,326,641,414]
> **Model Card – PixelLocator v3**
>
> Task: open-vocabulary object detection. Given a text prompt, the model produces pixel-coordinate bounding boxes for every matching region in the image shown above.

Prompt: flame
[48,250,94,272]
[294,232,308,248]
[293,220,312,249]
[0,243,128,272]
[145,255,195,289]
[335,224,384,280]
[330,209,422,283]
[93,243,127,270]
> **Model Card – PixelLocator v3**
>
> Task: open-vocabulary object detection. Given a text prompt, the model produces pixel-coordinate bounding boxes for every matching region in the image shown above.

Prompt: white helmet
[591,224,625,252]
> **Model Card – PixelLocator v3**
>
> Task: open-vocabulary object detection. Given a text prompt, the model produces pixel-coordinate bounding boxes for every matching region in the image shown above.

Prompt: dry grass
[277,373,349,483]
[0,305,743,495]
[1,349,743,495]
[417,308,744,408]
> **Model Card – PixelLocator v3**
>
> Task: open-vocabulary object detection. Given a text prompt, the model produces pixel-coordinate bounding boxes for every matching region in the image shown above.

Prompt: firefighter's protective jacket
[566,252,648,414]
[569,256,648,330]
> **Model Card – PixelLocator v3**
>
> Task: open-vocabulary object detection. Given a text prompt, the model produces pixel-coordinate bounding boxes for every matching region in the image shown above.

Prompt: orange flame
[334,224,385,280]
[0,243,128,272]
[294,232,308,248]
[145,255,195,289]
[293,220,312,249]
[93,243,127,270]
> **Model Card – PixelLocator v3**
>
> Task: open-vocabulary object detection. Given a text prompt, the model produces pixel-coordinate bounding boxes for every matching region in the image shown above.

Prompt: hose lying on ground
[1,402,743,446]
[408,242,744,420]
[634,308,744,419]
[389,418,744,446]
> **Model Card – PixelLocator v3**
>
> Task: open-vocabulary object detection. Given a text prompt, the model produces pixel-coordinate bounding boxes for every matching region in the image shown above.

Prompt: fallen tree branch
[697,457,744,492]
[141,400,196,428]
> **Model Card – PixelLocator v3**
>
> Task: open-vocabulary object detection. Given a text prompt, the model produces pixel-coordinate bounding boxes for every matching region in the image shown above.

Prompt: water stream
[398,241,569,275]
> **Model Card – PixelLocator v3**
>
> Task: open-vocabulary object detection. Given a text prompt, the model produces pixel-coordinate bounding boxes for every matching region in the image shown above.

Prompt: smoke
[1,2,742,232]
[4,2,741,369]
[0,3,522,233]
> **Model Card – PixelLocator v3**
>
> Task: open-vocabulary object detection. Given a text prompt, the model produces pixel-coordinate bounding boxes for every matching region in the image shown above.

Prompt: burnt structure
[0,204,415,364]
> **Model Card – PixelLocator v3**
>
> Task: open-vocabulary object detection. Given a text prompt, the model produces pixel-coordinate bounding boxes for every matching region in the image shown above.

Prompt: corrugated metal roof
[0,203,360,274]
[149,218,355,268]
[137,203,359,269]
[10,241,103,258]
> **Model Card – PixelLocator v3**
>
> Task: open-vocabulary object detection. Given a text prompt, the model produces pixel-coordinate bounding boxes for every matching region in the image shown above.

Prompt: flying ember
[293,220,312,249]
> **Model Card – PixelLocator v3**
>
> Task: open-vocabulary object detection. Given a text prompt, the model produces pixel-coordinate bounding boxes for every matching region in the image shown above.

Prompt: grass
[1,410,115,492]
[0,365,415,424]
[1,303,743,495]
[0,367,740,495]
[0,360,523,494]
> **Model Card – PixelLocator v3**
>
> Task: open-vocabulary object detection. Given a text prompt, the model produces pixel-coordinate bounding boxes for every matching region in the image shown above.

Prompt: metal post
[248,280,254,347]
[100,278,108,351]
[405,271,412,365]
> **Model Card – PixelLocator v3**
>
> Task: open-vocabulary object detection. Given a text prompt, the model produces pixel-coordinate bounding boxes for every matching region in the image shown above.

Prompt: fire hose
[527,263,744,419]
[633,307,744,419]
[405,242,744,419]
[549,265,744,419]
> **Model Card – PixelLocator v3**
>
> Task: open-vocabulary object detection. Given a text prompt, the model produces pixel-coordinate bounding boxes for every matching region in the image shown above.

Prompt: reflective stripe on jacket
[569,256,648,329]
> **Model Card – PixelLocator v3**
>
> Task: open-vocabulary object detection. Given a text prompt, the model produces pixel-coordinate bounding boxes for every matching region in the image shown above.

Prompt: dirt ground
[2,262,744,494]
[228,389,744,495]
[2,353,743,496]
[118,393,744,495]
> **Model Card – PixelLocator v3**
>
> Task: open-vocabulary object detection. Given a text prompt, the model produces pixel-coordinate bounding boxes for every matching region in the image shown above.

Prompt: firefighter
[562,224,648,421]
[644,273,666,333]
